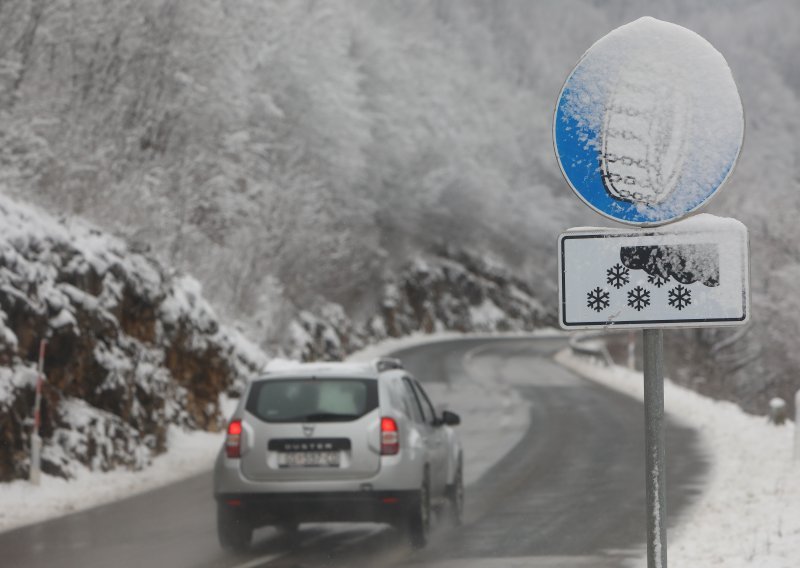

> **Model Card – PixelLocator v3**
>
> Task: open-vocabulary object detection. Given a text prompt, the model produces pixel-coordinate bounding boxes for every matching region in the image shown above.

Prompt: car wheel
[217,503,252,553]
[408,471,431,549]
[446,460,464,527]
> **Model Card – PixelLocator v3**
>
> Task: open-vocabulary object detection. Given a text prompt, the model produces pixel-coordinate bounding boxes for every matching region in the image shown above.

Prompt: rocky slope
[290,249,555,361]
[0,193,552,483]
[0,195,266,481]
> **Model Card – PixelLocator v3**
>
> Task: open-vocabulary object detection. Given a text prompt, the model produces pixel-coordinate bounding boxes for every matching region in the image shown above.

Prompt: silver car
[213,358,463,550]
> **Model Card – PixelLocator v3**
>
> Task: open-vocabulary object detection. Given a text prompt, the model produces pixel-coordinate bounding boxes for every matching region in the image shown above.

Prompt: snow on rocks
[288,250,554,361]
[0,193,267,482]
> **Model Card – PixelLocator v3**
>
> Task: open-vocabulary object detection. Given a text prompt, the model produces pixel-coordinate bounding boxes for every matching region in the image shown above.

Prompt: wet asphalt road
[0,337,708,568]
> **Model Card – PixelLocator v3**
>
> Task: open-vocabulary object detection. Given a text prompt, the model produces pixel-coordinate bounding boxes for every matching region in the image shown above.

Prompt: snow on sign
[558,215,749,329]
[553,17,744,226]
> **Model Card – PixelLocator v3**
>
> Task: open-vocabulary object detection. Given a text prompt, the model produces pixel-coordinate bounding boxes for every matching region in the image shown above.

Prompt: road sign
[554,19,749,568]
[553,17,744,226]
[558,215,749,329]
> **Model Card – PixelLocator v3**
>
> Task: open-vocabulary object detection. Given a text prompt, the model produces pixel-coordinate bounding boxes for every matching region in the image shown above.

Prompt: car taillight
[226,419,242,458]
[381,417,399,455]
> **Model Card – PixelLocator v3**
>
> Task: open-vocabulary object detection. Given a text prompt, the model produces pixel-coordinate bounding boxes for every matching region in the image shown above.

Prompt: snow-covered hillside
[0,0,798,414]
[0,194,267,481]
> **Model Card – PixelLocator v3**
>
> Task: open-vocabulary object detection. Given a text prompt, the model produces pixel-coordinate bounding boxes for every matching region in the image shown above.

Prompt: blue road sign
[553,18,744,226]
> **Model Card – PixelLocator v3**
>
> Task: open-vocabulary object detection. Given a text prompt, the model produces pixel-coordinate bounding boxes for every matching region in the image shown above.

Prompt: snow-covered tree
[0,0,798,412]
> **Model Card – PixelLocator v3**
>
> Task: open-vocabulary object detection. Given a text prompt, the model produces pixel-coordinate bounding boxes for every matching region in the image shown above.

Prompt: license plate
[280,451,340,468]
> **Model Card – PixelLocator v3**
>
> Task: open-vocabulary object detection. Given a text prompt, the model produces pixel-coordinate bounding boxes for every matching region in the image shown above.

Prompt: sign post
[553,17,747,568]
[643,329,666,568]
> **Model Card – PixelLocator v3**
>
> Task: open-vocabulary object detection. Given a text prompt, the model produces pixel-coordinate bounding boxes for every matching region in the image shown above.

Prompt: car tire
[446,459,464,527]
[407,470,431,549]
[217,503,252,553]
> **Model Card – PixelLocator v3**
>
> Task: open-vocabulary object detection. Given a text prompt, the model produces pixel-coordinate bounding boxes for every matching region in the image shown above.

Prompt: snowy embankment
[0,193,267,481]
[0,192,268,530]
[556,349,800,568]
[0,332,539,532]
[0,420,231,531]
[288,254,553,362]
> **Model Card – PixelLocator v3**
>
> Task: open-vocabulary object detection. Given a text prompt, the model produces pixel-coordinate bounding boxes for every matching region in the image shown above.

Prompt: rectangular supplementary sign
[558,219,749,329]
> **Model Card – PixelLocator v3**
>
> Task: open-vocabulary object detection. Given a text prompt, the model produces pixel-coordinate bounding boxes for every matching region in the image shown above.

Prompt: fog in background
[0,0,797,411]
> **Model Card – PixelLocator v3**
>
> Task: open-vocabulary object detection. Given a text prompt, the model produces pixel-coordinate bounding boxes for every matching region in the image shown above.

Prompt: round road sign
[553,17,744,226]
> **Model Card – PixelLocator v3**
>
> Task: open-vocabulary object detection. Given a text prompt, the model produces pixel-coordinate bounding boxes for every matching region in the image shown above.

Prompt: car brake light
[226,419,242,458]
[381,417,399,455]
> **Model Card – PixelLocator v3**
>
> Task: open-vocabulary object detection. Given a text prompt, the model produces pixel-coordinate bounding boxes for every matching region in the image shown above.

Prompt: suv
[213,358,463,550]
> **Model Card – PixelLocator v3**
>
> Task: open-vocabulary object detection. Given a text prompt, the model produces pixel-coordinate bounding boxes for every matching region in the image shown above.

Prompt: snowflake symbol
[606,263,630,289]
[647,273,670,288]
[586,287,610,312]
[668,285,692,310]
[627,285,651,311]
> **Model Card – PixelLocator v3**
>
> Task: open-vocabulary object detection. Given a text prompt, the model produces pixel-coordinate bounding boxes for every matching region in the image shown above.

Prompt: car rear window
[246,378,378,423]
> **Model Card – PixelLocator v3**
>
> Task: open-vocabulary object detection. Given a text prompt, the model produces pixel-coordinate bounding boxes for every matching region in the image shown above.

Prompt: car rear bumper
[215,490,418,526]
[213,449,424,494]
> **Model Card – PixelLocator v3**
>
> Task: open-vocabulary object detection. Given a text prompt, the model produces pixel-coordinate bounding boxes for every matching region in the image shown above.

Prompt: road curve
[0,337,708,568]
[402,338,708,567]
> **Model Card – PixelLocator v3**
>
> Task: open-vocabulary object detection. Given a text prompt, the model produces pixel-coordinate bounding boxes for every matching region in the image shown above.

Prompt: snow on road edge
[555,349,800,568]
[0,393,240,532]
[0,424,227,532]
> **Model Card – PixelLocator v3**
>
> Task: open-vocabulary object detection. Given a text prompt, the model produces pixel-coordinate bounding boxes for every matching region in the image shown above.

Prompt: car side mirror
[441,410,460,426]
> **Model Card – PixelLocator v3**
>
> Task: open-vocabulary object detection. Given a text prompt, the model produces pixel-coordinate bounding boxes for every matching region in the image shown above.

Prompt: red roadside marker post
[30,339,47,485]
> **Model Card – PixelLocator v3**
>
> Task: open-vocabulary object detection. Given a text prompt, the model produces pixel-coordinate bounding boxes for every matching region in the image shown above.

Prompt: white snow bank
[0,394,239,533]
[0,425,223,531]
[556,349,800,568]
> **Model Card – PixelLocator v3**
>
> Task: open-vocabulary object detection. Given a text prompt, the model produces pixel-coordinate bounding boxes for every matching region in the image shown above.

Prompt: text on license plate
[280,451,340,468]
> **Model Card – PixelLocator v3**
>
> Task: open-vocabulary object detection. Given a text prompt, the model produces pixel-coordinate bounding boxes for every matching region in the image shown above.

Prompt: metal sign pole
[643,329,667,568]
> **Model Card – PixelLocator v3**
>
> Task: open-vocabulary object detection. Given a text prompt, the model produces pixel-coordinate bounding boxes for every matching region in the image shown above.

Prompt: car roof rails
[373,357,404,373]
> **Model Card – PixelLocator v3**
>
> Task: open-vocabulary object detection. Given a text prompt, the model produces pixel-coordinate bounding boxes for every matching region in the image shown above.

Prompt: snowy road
[0,337,707,568]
